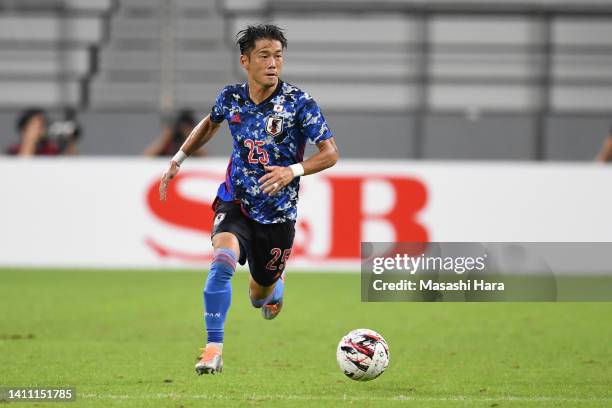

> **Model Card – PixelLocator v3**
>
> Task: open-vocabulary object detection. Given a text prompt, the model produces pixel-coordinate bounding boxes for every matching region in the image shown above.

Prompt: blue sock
[250,273,284,308]
[250,291,273,308]
[270,273,285,304]
[204,248,237,344]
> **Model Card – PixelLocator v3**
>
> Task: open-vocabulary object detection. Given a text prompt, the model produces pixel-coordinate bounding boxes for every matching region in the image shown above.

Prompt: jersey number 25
[244,139,269,165]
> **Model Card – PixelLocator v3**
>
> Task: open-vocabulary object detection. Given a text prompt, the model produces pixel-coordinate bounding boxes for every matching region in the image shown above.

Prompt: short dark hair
[236,24,287,56]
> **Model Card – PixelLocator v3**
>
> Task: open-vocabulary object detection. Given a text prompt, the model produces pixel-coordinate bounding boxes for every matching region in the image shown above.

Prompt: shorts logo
[214,213,226,226]
[265,116,283,136]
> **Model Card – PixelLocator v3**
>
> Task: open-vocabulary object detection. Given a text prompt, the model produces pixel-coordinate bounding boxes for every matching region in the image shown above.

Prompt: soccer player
[159,24,339,375]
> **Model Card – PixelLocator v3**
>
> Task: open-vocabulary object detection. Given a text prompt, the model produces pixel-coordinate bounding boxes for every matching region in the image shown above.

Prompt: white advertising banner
[1,158,611,269]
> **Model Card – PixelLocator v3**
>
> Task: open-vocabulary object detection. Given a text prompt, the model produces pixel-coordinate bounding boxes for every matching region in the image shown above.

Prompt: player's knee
[212,233,240,258]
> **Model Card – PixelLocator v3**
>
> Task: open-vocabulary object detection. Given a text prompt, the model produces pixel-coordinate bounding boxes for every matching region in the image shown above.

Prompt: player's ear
[240,54,249,70]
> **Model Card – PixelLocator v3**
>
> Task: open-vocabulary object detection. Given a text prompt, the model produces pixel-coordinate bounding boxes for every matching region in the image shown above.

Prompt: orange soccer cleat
[195,344,223,375]
[261,299,283,320]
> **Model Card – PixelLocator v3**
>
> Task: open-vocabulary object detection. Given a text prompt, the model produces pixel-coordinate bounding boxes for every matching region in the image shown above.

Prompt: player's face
[241,39,284,89]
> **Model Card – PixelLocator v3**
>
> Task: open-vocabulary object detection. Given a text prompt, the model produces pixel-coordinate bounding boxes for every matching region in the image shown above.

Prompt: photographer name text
[372,279,504,291]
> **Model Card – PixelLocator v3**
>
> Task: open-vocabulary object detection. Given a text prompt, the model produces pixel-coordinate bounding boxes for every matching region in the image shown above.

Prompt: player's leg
[247,221,294,320]
[196,201,249,375]
[196,232,238,375]
[248,275,277,306]
[249,273,285,320]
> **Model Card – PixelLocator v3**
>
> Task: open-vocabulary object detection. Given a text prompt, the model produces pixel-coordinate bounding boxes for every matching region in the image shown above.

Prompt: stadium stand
[0,0,113,107]
[89,0,232,110]
[233,0,612,159]
[1,0,612,159]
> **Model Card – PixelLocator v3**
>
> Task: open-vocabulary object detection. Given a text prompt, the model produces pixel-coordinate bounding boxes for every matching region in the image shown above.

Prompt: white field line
[79,393,611,403]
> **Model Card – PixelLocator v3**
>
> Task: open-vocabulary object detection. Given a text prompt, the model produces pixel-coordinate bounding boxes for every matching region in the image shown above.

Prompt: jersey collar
[244,79,283,107]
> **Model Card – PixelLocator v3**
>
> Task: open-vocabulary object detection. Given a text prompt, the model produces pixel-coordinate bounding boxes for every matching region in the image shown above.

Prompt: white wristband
[171,150,187,166]
[289,163,305,178]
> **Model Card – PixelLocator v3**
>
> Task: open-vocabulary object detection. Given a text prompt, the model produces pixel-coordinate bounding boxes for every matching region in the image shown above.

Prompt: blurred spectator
[6,108,58,156]
[596,125,612,162]
[5,107,82,156]
[143,109,206,157]
[48,108,82,155]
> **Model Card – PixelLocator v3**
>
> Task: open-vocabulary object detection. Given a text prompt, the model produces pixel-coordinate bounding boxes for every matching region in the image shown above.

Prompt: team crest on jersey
[214,213,226,226]
[265,116,284,136]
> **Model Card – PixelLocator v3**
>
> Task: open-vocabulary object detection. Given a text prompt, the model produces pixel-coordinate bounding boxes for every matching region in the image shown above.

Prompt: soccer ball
[336,328,389,381]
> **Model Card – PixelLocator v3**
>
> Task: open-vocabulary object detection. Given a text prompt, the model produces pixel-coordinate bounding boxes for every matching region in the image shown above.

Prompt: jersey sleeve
[297,97,333,145]
[209,87,228,123]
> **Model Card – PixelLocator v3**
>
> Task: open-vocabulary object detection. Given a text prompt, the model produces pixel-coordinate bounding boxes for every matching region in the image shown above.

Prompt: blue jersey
[210,80,332,224]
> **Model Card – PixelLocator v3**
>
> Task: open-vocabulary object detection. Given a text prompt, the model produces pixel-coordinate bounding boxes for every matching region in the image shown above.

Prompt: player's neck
[247,79,278,105]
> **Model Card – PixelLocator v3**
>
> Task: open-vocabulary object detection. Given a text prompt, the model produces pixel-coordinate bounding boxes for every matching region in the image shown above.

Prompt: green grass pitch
[1,268,611,407]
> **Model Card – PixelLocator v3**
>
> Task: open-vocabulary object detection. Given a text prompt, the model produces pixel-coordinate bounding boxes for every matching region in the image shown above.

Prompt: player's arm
[300,137,339,175]
[159,115,221,201]
[176,114,220,157]
[596,135,612,163]
[259,137,339,195]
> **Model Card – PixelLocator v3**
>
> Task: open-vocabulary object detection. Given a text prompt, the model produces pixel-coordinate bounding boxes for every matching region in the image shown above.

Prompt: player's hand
[159,161,181,202]
[259,165,294,196]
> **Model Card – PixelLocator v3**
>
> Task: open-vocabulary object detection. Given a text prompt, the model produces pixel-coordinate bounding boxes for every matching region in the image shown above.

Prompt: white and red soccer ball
[336,328,389,381]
